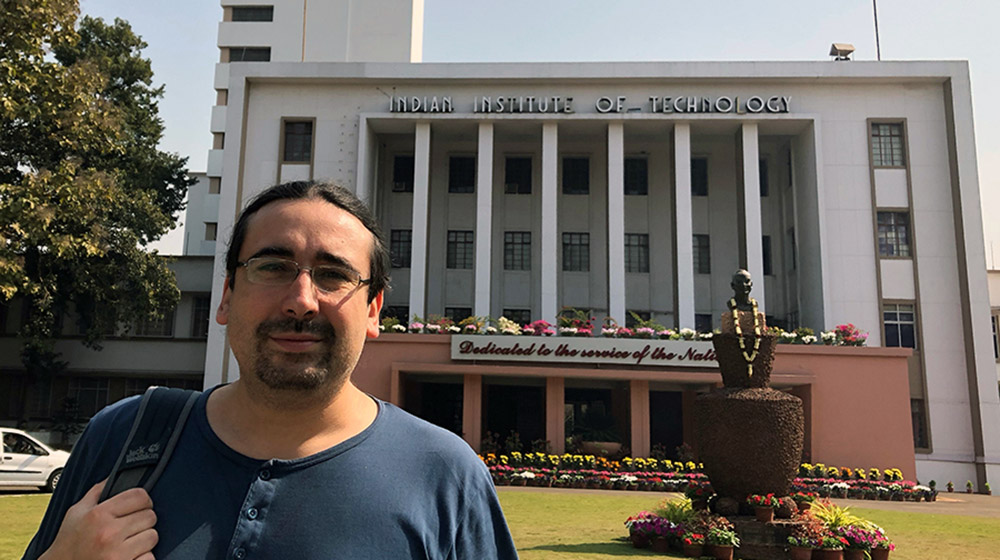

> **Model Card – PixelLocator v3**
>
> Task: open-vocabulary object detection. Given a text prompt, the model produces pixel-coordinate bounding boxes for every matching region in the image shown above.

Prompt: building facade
[200,2,1000,487]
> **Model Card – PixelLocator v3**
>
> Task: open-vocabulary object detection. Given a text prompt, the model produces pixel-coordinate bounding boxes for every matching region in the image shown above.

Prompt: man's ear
[366,290,384,338]
[216,277,233,325]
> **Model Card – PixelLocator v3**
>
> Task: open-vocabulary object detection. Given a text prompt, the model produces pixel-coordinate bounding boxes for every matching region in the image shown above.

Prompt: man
[24,181,518,559]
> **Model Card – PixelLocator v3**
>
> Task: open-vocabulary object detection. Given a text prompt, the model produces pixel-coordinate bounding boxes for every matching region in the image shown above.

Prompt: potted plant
[792,491,818,511]
[705,527,740,560]
[682,532,705,558]
[984,482,992,496]
[747,493,779,522]
[946,480,954,492]
[684,481,714,510]
[966,480,974,494]
[815,535,848,560]
[788,510,826,560]
[786,534,816,560]
[838,525,878,560]
[870,529,895,560]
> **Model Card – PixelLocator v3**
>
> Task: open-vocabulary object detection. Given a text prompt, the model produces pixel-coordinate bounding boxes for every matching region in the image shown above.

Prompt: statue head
[731,269,753,304]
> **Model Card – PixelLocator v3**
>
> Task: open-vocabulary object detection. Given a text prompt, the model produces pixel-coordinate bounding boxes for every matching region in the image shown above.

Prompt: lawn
[2,490,999,559]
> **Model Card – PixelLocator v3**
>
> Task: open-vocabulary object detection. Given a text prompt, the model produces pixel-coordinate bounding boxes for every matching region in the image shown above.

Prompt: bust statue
[720,269,768,335]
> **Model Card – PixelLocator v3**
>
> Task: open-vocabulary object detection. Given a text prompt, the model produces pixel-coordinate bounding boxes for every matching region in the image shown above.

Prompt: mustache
[256,317,336,339]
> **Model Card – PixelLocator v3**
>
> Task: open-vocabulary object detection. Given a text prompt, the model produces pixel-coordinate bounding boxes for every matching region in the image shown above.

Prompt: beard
[251,316,345,391]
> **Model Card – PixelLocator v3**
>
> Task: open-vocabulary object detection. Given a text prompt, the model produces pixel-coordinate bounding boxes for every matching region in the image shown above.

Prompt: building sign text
[450,335,718,368]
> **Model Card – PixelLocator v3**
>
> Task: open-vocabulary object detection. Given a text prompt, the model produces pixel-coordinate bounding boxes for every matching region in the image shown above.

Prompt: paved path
[497,487,1000,518]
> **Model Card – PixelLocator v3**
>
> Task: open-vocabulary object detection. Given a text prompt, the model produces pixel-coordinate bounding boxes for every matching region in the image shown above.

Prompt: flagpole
[873,0,882,61]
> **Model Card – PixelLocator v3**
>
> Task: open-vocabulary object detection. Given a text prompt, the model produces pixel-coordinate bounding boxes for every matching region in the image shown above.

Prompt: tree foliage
[0,0,193,378]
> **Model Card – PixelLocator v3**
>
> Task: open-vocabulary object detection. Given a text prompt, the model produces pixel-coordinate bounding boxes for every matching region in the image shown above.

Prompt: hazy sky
[78,0,1000,258]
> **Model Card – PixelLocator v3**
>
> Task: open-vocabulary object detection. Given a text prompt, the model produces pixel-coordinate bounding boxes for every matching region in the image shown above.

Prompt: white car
[1,428,70,492]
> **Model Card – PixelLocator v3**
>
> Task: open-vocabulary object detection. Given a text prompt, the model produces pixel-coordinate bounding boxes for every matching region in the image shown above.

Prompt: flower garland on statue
[729,297,761,377]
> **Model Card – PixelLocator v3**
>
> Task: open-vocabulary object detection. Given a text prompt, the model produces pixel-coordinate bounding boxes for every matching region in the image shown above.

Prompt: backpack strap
[99,386,200,503]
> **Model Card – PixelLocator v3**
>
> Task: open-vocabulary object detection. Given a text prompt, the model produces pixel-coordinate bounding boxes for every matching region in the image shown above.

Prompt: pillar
[462,373,483,451]
[607,122,626,323]
[546,377,565,454]
[541,122,559,323]
[673,123,695,329]
[630,379,650,458]
[738,122,766,311]
[408,122,431,319]
[474,123,494,317]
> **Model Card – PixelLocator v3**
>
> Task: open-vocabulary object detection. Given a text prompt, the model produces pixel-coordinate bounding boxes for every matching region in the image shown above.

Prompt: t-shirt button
[234,547,246,560]
[259,469,271,480]
[247,507,259,520]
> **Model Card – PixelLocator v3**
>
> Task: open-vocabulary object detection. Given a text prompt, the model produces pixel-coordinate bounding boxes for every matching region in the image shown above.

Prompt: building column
[630,379,650,458]
[474,123,494,317]
[673,123,695,329]
[355,116,375,205]
[607,122,626,324]
[409,122,431,319]
[462,373,483,451]
[541,122,559,323]
[546,377,565,454]
[738,122,766,311]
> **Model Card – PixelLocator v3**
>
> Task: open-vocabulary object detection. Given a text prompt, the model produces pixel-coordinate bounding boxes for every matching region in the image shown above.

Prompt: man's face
[216,198,383,393]
[731,272,753,299]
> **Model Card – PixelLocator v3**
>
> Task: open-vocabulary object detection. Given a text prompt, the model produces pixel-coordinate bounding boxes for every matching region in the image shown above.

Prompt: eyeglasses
[237,257,371,294]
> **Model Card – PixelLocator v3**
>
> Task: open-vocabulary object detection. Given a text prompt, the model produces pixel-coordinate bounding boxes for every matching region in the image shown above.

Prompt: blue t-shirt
[23,389,518,559]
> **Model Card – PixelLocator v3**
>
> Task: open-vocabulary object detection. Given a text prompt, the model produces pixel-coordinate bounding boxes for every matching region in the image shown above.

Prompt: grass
[3,490,999,559]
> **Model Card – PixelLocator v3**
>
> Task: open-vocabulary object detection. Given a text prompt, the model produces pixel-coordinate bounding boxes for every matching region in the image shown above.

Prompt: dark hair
[225,180,390,302]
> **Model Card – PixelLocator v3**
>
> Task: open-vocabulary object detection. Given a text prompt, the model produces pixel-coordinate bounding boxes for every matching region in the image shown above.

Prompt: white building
[202,1,1000,488]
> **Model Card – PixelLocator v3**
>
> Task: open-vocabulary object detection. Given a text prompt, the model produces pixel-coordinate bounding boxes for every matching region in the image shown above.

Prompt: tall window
[133,310,175,337]
[786,227,797,271]
[231,6,274,21]
[625,310,650,329]
[624,234,649,273]
[392,155,414,192]
[883,302,916,349]
[390,230,412,268]
[205,223,217,241]
[282,121,312,163]
[383,305,409,323]
[69,378,110,417]
[562,232,590,271]
[448,156,475,193]
[562,157,589,194]
[691,157,708,196]
[445,307,472,323]
[992,314,999,361]
[877,211,911,257]
[911,398,929,449]
[504,232,531,271]
[446,231,474,269]
[229,47,271,62]
[695,314,713,333]
[693,234,711,274]
[759,158,769,197]
[191,295,211,339]
[762,235,773,276]
[504,157,532,194]
[871,122,905,167]
[502,309,532,325]
[624,158,648,195]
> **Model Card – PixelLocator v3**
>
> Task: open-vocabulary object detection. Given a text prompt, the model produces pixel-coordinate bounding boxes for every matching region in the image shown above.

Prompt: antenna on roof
[873,0,882,60]
[829,43,855,61]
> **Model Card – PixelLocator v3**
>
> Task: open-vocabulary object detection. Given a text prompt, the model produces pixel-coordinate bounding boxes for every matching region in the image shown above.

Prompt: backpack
[98,386,200,502]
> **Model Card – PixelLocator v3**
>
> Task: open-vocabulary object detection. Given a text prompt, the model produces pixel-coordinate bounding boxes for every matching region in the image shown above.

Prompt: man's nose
[283,269,320,318]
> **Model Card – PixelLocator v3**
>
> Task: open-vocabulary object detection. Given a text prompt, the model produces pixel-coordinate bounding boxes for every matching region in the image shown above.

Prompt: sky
[79,0,1000,259]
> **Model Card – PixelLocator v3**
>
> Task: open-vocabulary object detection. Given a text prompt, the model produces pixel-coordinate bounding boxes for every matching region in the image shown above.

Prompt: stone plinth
[712,333,777,388]
[730,517,797,560]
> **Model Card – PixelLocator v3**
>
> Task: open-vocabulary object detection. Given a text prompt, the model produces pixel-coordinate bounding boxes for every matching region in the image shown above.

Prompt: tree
[0,0,193,415]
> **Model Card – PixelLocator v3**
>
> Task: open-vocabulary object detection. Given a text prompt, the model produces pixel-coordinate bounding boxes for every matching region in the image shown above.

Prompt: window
[228,47,271,62]
[562,232,590,272]
[446,231,474,269]
[383,305,409,323]
[695,314,713,333]
[2,432,46,455]
[504,157,532,194]
[872,122,905,167]
[992,314,999,361]
[625,310,650,329]
[191,295,211,339]
[691,157,708,196]
[231,6,274,21]
[877,211,911,257]
[448,156,475,193]
[282,121,312,163]
[624,158,648,195]
[562,157,589,194]
[504,232,531,271]
[390,230,412,268]
[445,307,472,324]
[911,398,929,449]
[69,377,110,418]
[393,155,414,192]
[759,158,769,197]
[883,302,916,349]
[762,235,773,276]
[133,310,175,337]
[786,228,797,271]
[693,234,711,274]
[205,223,217,241]
[209,177,221,194]
[502,309,532,325]
[624,233,649,273]
[124,378,201,398]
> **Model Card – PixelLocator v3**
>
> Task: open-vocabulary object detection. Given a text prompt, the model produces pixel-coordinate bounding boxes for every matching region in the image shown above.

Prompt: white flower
[447,325,461,333]
[559,327,578,335]
[802,335,817,345]
[485,326,498,334]
[513,471,536,479]
[821,331,837,341]
[426,324,441,332]
[392,324,407,333]
[699,332,714,340]
[780,331,797,340]
[601,328,617,337]
[379,324,385,331]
